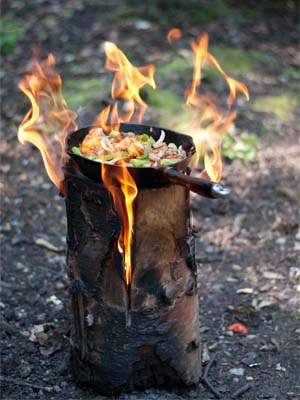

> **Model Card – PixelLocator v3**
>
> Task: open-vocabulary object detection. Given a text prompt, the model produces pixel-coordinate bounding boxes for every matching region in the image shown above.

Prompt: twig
[201,355,221,399]
[0,376,53,392]
[232,383,253,398]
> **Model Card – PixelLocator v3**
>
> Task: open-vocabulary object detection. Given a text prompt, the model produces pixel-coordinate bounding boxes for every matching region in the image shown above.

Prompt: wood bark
[64,160,201,394]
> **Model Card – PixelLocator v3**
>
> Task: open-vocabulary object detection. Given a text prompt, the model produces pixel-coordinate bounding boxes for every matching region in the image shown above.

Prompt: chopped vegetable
[139,134,149,142]
[168,143,177,149]
[71,146,82,156]
[130,159,147,167]
[100,151,129,161]
[161,158,181,166]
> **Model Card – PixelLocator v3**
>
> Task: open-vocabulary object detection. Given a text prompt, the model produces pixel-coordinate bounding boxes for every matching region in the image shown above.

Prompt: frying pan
[66,123,229,198]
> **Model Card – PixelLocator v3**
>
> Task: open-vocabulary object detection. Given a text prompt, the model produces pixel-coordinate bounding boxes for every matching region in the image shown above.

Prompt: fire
[101,160,137,285]
[18,54,77,192]
[170,30,249,182]
[95,41,156,130]
[167,28,182,45]
[96,42,156,289]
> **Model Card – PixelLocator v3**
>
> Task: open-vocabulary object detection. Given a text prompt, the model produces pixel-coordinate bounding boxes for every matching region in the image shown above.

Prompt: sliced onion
[156,129,165,145]
[101,136,114,152]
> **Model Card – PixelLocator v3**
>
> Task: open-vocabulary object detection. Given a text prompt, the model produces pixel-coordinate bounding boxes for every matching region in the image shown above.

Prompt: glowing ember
[17,54,77,192]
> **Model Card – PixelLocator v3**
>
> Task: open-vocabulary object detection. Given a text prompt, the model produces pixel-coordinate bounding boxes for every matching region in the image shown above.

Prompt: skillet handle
[163,168,230,198]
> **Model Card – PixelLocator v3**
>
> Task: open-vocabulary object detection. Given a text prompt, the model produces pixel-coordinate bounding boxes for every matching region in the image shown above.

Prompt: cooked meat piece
[149,143,168,162]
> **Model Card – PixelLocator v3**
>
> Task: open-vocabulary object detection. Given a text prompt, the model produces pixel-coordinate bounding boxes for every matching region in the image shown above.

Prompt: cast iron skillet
[66,123,229,198]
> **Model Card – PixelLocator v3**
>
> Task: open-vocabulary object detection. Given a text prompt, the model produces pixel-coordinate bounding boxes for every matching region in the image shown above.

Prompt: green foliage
[146,88,183,111]
[157,57,193,79]
[287,67,300,81]
[207,46,274,76]
[251,94,298,122]
[222,133,259,163]
[63,78,110,109]
[0,17,24,55]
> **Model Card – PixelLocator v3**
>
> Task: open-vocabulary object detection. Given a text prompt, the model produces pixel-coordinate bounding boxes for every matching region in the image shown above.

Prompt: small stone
[55,281,65,290]
[200,326,210,333]
[206,246,214,254]
[208,342,218,350]
[275,237,286,245]
[86,313,94,327]
[275,363,286,372]
[232,264,242,271]
[46,295,63,311]
[229,368,245,376]
[246,376,254,381]
[54,385,61,393]
[36,332,48,346]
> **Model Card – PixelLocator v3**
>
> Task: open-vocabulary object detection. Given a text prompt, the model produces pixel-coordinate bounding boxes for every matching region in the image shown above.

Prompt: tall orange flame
[169,30,249,182]
[95,41,156,130]
[96,42,156,289]
[101,160,137,285]
[187,33,249,181]
[18,54,77,192]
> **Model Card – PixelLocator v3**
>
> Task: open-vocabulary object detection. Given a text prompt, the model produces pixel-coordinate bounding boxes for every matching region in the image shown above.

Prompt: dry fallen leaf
[227,322,249,334]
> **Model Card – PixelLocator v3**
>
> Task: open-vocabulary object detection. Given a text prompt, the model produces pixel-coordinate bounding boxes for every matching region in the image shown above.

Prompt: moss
[144,87,194,131]
[209,46,275,74]
[251,94,298,122]
[63,78,110,110]
[157,47,274,89]
[157,57,193,80]
[281,310,300,323]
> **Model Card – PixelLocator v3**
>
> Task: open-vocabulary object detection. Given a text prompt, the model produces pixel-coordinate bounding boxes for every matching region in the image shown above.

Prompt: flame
[185,32,249,181]
[167,28,182,44]
[95,41,156,131]
[101,160,137,285]
[96,42,156,288]
[18,54,77,192]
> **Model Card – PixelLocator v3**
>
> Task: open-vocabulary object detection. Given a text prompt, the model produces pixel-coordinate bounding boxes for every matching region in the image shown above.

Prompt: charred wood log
[64,160,201,394]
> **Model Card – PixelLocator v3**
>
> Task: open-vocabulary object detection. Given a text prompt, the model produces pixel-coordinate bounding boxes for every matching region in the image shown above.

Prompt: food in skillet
[71,127,186,167]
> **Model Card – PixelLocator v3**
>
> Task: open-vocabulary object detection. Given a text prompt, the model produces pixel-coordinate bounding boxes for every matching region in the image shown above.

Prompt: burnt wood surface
[64,160,201,395]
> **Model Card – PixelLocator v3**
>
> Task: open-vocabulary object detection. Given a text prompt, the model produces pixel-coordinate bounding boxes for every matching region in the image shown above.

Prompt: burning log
[64,159,201,394]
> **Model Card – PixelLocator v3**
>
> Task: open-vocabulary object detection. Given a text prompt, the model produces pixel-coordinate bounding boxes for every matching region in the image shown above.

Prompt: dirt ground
[1,1,299,399]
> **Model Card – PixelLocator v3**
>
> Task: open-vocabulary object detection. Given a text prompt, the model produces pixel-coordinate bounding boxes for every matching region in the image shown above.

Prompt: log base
[64,161,201,394]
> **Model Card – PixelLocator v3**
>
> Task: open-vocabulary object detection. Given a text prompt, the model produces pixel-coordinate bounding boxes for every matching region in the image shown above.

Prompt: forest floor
[1,1,299,399]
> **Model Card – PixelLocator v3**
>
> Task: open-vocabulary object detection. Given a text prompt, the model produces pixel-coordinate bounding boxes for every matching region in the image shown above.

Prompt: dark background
[1,1,299,399]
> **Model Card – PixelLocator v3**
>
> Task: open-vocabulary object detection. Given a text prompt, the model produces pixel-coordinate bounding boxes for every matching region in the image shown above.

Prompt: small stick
[232,383,252,398]
[201,355,221,399]
[0,375,53,392]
